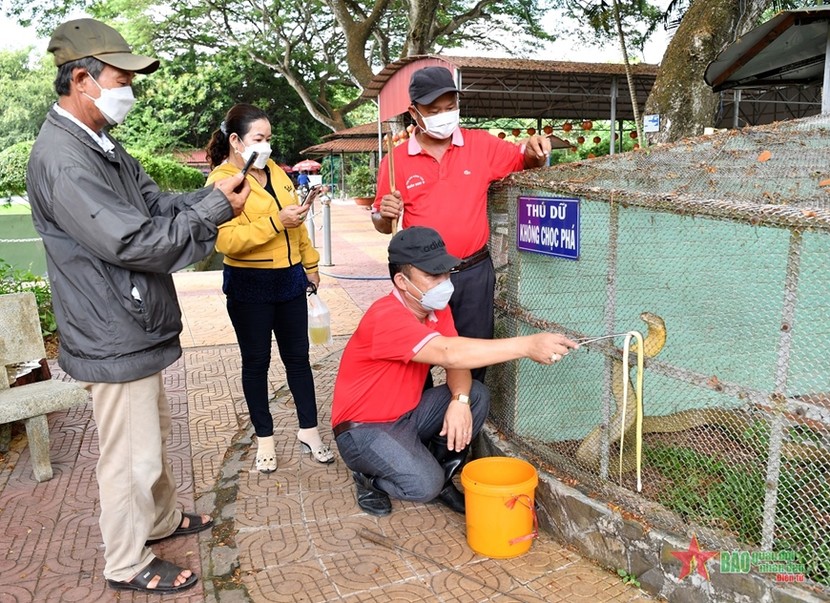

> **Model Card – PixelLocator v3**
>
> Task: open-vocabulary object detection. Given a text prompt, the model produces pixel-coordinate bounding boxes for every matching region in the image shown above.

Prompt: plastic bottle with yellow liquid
[307,289,332,346]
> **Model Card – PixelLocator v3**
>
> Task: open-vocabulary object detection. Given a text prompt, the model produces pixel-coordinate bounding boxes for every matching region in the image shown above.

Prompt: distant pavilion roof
[301,137,381,156]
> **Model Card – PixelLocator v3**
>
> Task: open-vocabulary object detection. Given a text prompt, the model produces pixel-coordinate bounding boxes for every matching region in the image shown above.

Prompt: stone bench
[0,292,88,482]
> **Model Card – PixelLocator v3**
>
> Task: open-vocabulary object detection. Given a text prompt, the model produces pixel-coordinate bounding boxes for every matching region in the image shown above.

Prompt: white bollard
[320,193,333,266]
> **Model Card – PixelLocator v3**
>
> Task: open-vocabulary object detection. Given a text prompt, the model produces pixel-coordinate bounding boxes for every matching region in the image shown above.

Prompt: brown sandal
[146,512,213,545]
[106,557,198,593]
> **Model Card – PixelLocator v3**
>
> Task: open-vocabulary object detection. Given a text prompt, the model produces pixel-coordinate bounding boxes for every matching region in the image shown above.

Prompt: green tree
[7,0,555,132]
[549,0,662,57]
[0,50,54,150]
[0,140,34,198]
[643,0,771,142]
[555,0,819,141]
[115,47,330,162]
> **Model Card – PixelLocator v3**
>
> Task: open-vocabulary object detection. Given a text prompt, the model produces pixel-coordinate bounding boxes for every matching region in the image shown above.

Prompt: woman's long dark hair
[205,103,270,169]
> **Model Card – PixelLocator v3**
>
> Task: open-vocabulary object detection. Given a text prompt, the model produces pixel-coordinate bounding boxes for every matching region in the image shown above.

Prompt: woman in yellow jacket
[206,103,334,473]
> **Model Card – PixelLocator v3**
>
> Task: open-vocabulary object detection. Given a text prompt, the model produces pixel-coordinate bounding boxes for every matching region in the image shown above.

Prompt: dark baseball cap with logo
[48,18,160,74]
[388,226,460,275]
[409,66,460,105]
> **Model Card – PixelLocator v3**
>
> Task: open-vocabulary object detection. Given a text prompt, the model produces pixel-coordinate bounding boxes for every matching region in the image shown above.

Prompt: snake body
[576,312,830,472]
[576,312,665,471]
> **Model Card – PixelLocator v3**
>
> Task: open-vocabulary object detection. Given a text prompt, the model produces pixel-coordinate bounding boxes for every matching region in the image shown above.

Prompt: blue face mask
[403,275,454,311]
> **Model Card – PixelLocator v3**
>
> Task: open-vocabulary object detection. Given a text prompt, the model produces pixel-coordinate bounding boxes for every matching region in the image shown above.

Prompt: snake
[576,312,664,473]
[575,312,830,473]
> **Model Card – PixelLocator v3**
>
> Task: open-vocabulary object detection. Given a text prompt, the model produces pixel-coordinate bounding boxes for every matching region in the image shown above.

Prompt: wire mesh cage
[487,115,830,591]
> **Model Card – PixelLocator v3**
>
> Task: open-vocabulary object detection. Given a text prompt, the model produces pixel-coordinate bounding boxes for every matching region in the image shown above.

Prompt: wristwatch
[452,393,470,405]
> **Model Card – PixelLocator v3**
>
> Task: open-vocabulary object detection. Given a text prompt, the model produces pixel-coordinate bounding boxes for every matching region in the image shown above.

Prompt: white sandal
[255,435,277,473]
[299,440,335,464]
[297,428,335,464]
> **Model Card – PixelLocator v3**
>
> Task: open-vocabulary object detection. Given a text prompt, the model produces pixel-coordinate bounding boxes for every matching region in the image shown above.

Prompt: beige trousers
[85,372,182,581]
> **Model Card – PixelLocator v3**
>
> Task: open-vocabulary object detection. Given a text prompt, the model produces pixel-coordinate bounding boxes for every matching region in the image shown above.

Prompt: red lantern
[511,128,521,137]
[497,132,506,139]
[527,127,536,136]
[633,143,640,150]
[582,120,593,131]
[592,136,601,144]
[562,122,573,132]
[570,145,578,152]
[543,125,553,135]
[587,152,596,158]
[630,130,638,139]
[576,136,585,145]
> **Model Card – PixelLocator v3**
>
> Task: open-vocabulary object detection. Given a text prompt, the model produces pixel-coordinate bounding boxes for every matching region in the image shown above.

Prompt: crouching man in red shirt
[331,227,578,516]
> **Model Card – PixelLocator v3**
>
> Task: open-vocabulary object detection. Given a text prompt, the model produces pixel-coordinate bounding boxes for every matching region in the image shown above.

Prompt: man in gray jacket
[26,18,250,594]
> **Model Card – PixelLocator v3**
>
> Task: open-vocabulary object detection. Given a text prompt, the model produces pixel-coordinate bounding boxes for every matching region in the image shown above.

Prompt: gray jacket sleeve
[48,163,234,273]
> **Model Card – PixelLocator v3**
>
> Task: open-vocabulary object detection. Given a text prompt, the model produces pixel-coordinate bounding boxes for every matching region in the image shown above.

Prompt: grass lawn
[1,200,31,215]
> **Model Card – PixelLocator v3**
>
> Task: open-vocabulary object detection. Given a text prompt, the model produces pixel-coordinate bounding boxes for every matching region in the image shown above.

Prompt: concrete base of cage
[475,423,826,603]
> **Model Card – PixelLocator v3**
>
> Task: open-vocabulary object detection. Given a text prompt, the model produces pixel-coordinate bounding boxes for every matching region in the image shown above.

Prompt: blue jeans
[227,294,317,436]
[335,381,490,502]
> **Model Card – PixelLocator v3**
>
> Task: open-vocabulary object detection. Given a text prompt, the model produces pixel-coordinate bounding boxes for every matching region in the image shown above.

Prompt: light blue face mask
[403,274,454,311]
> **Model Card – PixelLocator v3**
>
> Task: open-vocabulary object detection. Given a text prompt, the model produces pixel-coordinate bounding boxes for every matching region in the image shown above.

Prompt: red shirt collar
[407,128,465,155]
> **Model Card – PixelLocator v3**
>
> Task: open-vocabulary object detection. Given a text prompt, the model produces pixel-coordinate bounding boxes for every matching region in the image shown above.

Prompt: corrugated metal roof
[362,54,660,122]
[705,7,830,92]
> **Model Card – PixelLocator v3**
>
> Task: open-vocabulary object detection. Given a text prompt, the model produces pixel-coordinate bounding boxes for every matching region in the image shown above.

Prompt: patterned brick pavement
[0,200,655,602]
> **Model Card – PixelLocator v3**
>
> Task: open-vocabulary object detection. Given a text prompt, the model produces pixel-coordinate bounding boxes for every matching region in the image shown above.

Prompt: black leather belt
[333,421,364,438]
[451,245,490,273]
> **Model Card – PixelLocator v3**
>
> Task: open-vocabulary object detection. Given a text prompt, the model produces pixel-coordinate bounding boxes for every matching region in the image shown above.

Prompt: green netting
[486,115,830,591]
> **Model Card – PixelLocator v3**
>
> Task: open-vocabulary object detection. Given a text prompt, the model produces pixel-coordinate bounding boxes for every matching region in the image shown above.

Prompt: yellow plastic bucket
[460,456,539,558]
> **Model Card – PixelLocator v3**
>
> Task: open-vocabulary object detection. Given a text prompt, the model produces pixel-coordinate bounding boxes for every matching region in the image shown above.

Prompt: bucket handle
[505,494,538,545]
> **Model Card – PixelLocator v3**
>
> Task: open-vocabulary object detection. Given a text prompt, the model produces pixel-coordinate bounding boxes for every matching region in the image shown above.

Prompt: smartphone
[300,183,323,206]
[233,152,258,193]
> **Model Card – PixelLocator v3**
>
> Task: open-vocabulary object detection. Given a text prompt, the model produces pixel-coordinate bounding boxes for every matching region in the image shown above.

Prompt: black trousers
[449,257,495,384]
[227,294,318,436]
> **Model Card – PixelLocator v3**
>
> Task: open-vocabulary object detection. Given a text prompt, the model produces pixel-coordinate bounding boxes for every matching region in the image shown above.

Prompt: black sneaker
[352,471,392,516]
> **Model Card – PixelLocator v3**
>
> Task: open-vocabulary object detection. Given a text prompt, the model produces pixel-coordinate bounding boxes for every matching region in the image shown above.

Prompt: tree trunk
[405,0,440,55]
[644,0,771,143]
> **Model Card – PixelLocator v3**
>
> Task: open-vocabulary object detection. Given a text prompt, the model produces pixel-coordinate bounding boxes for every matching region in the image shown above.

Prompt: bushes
[345,163,376,198]
[128,150,206,191]
[0,259,55,336]
[0,140,34,199]
[0,141,204,199]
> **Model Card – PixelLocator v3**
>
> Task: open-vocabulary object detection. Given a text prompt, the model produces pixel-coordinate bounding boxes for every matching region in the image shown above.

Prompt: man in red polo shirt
[332,227,577,516]
[372,66,551,384]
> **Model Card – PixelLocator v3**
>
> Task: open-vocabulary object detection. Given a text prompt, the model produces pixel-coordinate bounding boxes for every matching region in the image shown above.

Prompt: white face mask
[416,109,460,140]
[403,274,455,311]
[85,77,136,125]
[239,141,272,169]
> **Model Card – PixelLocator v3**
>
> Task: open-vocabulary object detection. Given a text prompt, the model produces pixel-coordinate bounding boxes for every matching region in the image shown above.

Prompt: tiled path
[0,199,654,602]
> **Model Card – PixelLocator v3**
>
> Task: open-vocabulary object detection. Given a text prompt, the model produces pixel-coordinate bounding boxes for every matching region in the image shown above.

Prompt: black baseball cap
[49,18,160,74]
[388,227,460,275]
[409,67,460,105]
